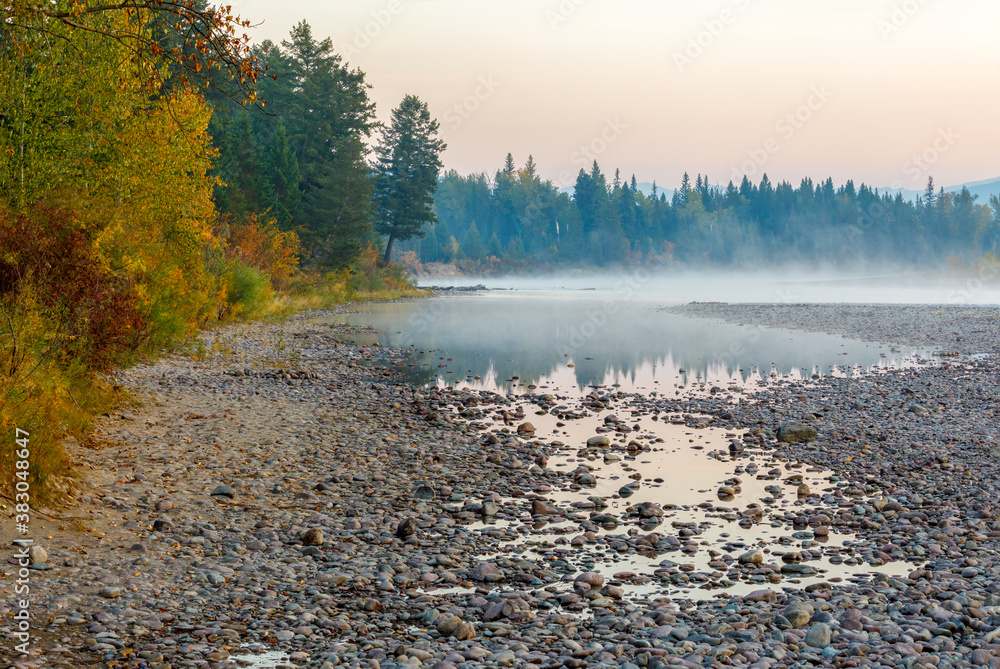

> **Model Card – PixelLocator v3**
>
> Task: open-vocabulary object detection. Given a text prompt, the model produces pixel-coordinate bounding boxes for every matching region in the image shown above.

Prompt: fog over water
[328,272,957,392]
[419,270,1000,306]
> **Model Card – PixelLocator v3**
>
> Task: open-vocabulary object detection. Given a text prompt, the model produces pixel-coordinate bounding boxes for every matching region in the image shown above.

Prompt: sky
[232,0,999,191]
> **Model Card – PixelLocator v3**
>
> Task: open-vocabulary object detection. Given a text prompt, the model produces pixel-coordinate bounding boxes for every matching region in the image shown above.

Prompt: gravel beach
[3,301,1000,669]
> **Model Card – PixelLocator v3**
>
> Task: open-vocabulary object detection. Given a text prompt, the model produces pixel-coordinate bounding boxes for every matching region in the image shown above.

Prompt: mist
[417,267,1000,306]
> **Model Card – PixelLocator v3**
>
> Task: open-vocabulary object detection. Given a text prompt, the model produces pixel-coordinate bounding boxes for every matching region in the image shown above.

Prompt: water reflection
[435,409,918,601]
[323,293,931,392]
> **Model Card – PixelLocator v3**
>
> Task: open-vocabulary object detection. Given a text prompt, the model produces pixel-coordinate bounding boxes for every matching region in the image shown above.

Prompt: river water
[331,290,931,393]
[318,287,936,600]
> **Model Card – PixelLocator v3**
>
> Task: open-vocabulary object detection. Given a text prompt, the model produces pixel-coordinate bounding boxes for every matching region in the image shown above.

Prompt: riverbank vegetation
[0,6,427,499]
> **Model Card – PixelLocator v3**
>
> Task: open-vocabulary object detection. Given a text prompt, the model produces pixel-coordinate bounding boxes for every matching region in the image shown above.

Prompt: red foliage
[0,205,147,371]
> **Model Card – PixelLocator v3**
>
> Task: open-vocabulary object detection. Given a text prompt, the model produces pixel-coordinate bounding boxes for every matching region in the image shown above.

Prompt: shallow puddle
[425,396,920,602]
[229,647,291,668]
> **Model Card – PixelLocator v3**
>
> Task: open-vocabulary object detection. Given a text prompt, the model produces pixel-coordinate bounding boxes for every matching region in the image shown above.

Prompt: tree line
[405,156,1000,269]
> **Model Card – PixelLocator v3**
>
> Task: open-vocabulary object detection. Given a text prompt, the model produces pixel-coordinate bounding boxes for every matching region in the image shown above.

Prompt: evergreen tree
[680,172,691,203]
[487,232,503,257]
[282,21,377,268]
[462,221,485,259]
[503,153,516,176]
[524,155,538,181]
[261,122,302,229]
[373,94,446,262]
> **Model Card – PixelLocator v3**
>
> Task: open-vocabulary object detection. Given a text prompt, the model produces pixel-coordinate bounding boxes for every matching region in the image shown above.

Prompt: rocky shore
[3,302,1000,669]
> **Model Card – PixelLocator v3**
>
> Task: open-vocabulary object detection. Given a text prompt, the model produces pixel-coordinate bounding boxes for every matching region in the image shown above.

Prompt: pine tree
[373,94,446,262]
[524,155,537,181]
[462,221,485,259]
[262,122,302,229]
[923,176,936,209]
[281,21,377,268]
[503,153,516,176]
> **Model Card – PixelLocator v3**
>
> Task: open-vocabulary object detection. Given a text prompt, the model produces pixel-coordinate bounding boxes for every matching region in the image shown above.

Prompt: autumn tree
[4,0,263,104]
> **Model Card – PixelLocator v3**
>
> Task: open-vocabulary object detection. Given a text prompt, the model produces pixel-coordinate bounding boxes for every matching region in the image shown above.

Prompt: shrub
[0,204,146,372]
[214,213,301,289]
[221,260,274,319]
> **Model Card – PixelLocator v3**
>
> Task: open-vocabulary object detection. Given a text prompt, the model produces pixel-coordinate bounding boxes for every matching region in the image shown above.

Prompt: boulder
[777,425,818,443]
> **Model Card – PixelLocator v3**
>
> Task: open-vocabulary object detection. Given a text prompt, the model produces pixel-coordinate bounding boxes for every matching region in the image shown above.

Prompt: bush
[213,213,301,289]
[221,261,274,319]
[0,204,146,372]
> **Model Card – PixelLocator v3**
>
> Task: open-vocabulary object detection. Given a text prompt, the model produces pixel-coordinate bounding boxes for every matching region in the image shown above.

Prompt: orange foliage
[355,243,380,273]
[397,250,423,275]
[215,213,301,287]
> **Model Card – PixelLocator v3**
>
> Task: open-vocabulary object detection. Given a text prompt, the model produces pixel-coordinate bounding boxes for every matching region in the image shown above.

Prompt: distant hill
[870,177,1000,203]
[947,177,1000,203]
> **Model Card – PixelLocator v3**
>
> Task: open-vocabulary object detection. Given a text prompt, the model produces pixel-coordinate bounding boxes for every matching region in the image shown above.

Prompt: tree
[373,94,446,262]
[281,21,377,268]
[462,221,485,259]
[503,153,516,176]
[7,0,263,105]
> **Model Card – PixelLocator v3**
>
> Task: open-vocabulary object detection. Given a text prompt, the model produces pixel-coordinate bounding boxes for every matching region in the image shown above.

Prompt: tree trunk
[383,233,396,263]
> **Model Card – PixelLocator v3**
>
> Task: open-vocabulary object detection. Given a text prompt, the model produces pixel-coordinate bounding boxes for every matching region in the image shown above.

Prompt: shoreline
[2,301,999,668]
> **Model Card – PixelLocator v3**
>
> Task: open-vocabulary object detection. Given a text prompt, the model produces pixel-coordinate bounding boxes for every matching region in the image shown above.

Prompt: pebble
[18,303,1000,669]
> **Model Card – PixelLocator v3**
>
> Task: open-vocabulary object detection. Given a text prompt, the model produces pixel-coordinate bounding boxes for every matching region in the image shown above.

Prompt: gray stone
[487,650,516,666]
[777,425,818,443]
[452,622,475,640]
[805,623,833,648]
[635,501,663,518]
[395,518,417,539]
[784,602,814,628]
[436,616,463,636]
[471,562,503,582]
[574,571,604,588]
[587,435,611,448]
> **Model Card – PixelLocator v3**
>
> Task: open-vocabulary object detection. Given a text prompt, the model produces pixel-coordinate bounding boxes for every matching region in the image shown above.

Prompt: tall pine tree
[373,95,446,262]
[282,21,376,268]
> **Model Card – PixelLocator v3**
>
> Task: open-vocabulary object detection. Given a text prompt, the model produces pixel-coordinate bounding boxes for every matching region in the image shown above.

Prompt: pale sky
[234,0,999,191]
